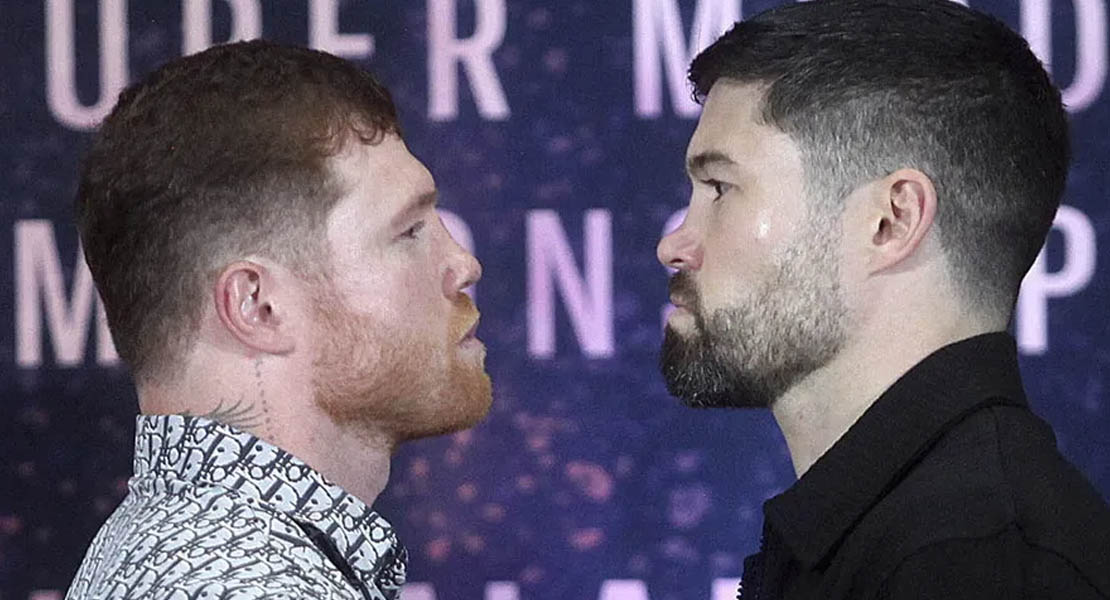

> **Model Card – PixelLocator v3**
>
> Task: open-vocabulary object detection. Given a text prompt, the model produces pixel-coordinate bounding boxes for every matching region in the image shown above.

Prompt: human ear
[213,261,296,355]
[867,168,938,274]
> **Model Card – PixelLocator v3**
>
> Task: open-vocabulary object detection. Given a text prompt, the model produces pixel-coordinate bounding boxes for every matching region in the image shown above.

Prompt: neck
[139,354,396,506]
[275,414,395,505]
[771,310,1005,478]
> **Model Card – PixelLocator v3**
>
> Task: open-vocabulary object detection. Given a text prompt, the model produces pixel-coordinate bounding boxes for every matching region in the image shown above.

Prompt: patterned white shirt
[65,415,408,599]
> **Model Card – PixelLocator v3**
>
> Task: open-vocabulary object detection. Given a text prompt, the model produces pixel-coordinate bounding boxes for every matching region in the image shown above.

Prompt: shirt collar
[762,332,1028,569]
[133,414,407,595]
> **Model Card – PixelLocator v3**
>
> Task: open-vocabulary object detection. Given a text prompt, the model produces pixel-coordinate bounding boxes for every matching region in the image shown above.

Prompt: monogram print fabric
[65,415,407,599]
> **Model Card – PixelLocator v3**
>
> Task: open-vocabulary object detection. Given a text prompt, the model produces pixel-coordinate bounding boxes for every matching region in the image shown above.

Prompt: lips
[461,317,479,342]
[668,272,698,313]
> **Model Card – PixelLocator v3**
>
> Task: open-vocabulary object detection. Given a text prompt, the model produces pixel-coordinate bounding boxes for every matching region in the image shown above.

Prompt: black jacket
[740,333,1110,599]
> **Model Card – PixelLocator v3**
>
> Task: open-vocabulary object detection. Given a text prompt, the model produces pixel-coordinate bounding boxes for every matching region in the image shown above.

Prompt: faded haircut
[77,40,400,384]
[689,0,1069,312]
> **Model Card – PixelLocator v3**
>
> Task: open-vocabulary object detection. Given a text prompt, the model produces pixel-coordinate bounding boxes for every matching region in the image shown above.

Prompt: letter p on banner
[1016,205,1097,355]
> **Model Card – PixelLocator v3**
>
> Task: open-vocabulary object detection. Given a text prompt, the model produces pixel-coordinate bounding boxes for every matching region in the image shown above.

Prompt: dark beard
[660,319,776,409]
[658,256,846,409]
[659,270,775,408]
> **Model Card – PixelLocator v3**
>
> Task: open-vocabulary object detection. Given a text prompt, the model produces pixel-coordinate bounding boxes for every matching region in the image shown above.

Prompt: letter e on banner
[309,0,374,60]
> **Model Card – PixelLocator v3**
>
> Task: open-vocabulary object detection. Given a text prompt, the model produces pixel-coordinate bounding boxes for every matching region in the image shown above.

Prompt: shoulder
[987,405,1110,594]
[844,407,1021,562]
[66,485,355,600]
[865,404,1108,552]
[840,405,1110,597]
[872,535,1106,600]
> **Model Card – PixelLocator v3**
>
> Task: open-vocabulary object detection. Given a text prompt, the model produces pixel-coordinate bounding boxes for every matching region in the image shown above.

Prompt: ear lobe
[868,169,938,274]
[214,261,296,355]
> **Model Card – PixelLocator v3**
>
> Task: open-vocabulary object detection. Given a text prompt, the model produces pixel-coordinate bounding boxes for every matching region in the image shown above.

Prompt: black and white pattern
[64,415,407,599]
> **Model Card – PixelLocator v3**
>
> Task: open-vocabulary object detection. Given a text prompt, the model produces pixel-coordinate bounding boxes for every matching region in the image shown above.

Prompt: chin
[449,368,494,429]
[395,367,493,442]
[447,369,493,428]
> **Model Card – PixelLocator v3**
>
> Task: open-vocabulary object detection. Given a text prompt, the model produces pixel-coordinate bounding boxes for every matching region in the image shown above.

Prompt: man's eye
[707,179,731,199]
[401,221,425,239]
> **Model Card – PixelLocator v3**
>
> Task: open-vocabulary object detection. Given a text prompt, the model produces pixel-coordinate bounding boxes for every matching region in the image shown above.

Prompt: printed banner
[1,2,1107,599]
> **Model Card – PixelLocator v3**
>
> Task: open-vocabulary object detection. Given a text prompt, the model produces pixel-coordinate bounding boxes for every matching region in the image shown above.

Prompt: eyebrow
[389,190,438,230]
[686,151,738,177]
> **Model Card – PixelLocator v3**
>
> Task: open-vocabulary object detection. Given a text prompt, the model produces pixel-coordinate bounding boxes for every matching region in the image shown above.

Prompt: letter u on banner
[45,0,129,130]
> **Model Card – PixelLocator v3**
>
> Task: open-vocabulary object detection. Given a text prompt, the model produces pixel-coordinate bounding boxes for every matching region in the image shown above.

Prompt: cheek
[698,206,796,309]
[391,254,447,314]
[743,203,799,248]
[754,208,775,241]
[326,266,412,322]
[703,208,774,271]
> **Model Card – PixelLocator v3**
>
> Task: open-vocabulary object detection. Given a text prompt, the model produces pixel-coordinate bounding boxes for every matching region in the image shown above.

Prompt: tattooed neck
[184,396,265,430]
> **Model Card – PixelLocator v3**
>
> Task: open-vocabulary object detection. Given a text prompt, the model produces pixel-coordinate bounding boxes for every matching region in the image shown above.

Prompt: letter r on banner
[428,0,510,121]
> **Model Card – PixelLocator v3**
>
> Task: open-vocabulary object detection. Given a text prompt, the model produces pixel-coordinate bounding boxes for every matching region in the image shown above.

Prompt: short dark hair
[77,40,400,383]
[689,0,1069,311]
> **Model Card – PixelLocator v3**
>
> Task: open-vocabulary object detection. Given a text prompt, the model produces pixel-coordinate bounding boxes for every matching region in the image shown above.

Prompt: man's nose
[444,237,482,297]
[657,220,704,271]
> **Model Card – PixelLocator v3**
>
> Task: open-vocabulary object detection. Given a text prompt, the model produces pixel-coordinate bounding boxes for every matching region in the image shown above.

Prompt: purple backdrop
[1,1,1107,599]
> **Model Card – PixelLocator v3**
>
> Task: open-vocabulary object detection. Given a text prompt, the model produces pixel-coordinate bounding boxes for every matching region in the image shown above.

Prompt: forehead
[323,135,435,253]
[687,81,792,166]
[330,134,433,202]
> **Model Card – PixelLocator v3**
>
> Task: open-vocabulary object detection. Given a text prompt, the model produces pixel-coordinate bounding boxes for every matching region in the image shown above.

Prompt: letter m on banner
[634,0,741,118]
[15,220,119,367]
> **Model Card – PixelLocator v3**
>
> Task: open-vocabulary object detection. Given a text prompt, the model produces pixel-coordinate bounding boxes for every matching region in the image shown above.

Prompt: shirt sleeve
[873,536,1104,600]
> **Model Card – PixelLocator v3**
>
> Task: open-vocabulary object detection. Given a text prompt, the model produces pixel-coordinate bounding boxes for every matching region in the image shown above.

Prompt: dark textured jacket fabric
[739,333,1110,600]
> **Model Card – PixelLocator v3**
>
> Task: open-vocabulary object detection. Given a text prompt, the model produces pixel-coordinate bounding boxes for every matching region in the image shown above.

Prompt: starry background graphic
[1,2,1107,599]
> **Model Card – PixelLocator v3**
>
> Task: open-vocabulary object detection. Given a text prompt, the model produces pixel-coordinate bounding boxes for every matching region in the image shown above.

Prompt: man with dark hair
[658,0,1110,598]
[66,40,491,599]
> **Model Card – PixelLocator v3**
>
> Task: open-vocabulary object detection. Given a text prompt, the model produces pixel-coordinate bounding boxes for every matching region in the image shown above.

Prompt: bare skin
[659,81,1008,476]
[141,135,490,504]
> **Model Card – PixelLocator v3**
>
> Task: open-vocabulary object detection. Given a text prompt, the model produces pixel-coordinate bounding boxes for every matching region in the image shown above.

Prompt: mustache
[667,271,711,335]
[451,293,480,336]
[668,271,699,311]
[455,291,478,315]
